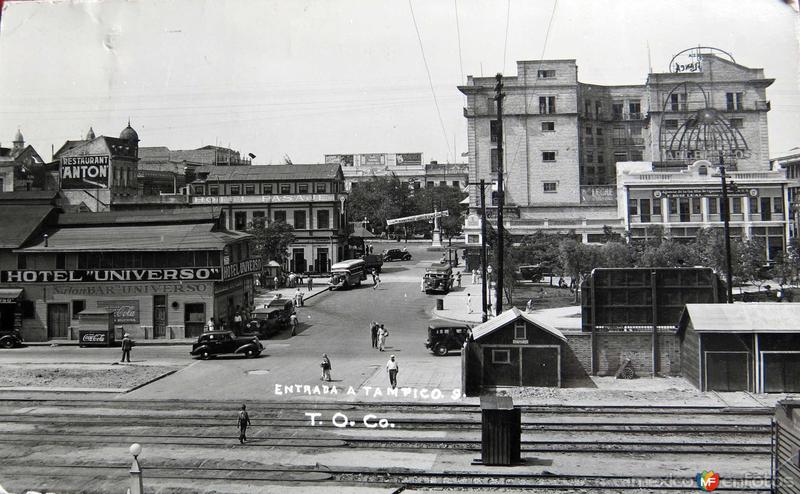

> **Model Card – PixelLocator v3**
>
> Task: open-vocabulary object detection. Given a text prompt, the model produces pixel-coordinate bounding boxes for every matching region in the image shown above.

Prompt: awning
[0,288,23,303]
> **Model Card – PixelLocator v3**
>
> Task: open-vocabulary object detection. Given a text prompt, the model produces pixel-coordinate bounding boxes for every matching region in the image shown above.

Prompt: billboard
[97,299,140,324]
[60,155,110,189]
[324,154,354,167]
[396,153,422,166]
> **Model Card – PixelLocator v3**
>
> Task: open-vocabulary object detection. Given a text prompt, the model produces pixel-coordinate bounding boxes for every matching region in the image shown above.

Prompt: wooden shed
[464,308,568,390]
[677,303,800,393]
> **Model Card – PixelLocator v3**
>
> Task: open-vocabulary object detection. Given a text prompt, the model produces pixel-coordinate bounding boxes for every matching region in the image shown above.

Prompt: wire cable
[503,0,511,74]
[408,0,453,162]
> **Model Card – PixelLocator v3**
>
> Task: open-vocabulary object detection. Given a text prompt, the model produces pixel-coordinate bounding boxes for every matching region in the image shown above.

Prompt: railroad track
[0,398,775,492]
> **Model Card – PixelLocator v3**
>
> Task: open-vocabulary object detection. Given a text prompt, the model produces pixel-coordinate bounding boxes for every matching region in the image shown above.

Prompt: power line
[454,0,465,87]
[408,0,453,162]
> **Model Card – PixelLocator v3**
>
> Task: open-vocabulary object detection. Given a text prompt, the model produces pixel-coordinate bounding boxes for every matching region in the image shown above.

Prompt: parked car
[245,299,294,338]
[0,329,22,349]
[425,322,471,356]
[362,253,384,274]
[190,331,263,359]
[516,264,548,283]
[383,249,412,262]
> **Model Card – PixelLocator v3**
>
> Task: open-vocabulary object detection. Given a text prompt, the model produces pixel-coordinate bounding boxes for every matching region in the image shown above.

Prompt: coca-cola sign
[97,300,139,324]
[80,332,107,343]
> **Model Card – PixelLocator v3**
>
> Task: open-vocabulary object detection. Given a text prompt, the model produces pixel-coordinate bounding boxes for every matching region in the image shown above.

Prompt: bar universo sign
[0,268,221,283]
[60,155,110,189]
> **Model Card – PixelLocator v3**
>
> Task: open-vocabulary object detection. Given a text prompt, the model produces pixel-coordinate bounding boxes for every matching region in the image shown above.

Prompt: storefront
[0,288,23,332]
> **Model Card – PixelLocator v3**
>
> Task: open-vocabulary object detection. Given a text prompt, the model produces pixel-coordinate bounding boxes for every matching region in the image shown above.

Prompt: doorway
[292,248,307,273]
[153,295,167,338]
[47,303,70,339]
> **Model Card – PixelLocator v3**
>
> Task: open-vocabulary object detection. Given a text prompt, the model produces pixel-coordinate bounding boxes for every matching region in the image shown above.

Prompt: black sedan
[383,249,412,262]
[0,330,22,349]
[190,331,263,359]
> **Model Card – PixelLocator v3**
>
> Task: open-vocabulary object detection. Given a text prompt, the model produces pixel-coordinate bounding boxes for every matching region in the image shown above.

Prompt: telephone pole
[494,73,505,316]
[718,153,734,304]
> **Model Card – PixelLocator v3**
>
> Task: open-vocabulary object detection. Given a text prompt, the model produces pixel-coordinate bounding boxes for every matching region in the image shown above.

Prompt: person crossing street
[237,404,251,444]
[386,355,399,389]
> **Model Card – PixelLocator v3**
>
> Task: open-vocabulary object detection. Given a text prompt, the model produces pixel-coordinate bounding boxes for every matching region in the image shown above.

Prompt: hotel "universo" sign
[1,260,262,283]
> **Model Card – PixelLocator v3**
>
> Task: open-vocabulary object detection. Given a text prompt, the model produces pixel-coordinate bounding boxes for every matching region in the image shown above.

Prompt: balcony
[756,100,771,111]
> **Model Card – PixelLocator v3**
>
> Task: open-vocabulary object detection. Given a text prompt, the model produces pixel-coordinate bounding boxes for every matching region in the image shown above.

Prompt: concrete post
[128,443,143,494]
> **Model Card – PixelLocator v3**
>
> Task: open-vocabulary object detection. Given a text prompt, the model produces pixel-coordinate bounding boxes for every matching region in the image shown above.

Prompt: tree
[739,238,767,292]
[249,217,295,274]
[600,241,635,268]
[346,175,413,235]
[637,239,700,268]
[411,184,467,242]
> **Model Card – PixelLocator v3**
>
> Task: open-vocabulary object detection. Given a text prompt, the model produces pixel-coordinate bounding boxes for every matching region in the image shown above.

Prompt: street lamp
[128,443,143,494]
[486,265,494,317]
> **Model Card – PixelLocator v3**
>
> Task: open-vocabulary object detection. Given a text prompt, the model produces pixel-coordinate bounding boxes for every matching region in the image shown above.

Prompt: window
[664,119,678,129]
[749,197,759,214]
[315,183,326,193]
[708,197,718,215]
[640,199,651,222]
[244,184,255,195]
[274,210,286,223]
[726,92,743,111]
[56,253,66,270]
[452,181,460,188]
[468,234,480,244]
[585,125,592,134]
[630,124,642,136]
[541,121,555,132]
[193,185,204,195]
[491,349,511,364]
[208,185,219,196]
[539,96,556,114]
[263,183,273,194]
[612,102,624,120]
[543,182,557,193]
[652,198,661,216]
[629,101,642,118]
[732,197,742,214]
[668,198,678,215]
[280,184,291,194]
[537,69,555,78]
[298,183,309,194]
[670,93,686,111]
[597,152,604,164]
[71,300,86,320]
[229,185,241,195]
[730,118,743,129]
[317,210,330,229]
[631,150,643,161]
[692,198,701,215]
[490,148,499,172]
[595,128,603,136]
[294,210,307,229]
[514,321,527,339]
[426,181,434,188]
[542,151,556,162]
[234,212,247,230]
[595,101,602,118]
[586,151,594,163]
[490,120,500,143]
[629,198,638,215]
[584,101,591,116]
[252,211,265,225]
[487,97,497,114]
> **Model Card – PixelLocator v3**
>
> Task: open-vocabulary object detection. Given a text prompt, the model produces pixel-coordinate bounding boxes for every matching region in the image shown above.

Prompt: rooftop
[56,207,221,227]
[0,205,56,249]
[197,164,342,182]
[472,307,567,342]
[679,303,800,334]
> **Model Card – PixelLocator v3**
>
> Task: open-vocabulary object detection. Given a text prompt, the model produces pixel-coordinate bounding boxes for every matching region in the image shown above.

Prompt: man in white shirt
[386,355,399,389]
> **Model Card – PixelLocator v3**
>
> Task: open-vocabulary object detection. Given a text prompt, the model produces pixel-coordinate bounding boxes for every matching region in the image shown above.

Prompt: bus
[329,259,367,290]
[423,263,453,294]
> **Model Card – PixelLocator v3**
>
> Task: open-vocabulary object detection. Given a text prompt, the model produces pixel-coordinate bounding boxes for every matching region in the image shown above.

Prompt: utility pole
[480,180,488,322]
[494,73,505,316]
[719,153,734,304]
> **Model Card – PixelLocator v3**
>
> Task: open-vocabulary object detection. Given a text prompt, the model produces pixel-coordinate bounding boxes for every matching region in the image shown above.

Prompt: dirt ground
[0,363,181,390]
[510,280,578,311]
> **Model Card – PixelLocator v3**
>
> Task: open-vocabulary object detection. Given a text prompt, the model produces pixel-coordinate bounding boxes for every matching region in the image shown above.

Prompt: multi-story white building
[187,164,348,274]
[771,148,800,239]
[459,51,775,245]
[326,153,467,191]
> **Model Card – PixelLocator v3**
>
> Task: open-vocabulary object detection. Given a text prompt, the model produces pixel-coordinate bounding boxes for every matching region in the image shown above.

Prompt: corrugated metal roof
[201,164,341,181]
[18,222,250,252]
[0,205,55,248]
[471,307,567,342]
[0,191,59,203]
[57,207,221,226]
[680,303,800,333]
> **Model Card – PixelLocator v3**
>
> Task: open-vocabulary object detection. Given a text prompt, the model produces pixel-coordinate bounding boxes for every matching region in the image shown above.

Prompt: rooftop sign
[60,155,110,189]
[668,46,736,74]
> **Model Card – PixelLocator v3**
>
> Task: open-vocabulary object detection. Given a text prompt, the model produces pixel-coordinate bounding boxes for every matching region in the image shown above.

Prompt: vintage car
[245,298,295,338]
[383,249,412,262]
[0,329,22,349]
[423,263,453,294]
[190,331,263,359]
[425,322,471,356]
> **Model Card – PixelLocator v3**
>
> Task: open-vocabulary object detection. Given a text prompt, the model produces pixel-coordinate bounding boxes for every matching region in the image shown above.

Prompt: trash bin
[480,395,521,465]
[436,299,444,311]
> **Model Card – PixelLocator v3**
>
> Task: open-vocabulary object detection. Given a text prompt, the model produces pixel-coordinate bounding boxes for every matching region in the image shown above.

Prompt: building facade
[771,148,800,239]
[326,153,467,192]
[0,206,256,341]
[0,129,47,192]
[618,160,789,261]
[459,52,774,244]
[188,164,348,273]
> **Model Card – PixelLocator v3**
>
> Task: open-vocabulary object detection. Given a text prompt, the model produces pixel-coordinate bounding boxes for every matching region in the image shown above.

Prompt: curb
[124,368,182,393]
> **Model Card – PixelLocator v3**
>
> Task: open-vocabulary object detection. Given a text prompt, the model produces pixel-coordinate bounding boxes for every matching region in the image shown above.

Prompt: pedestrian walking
[526,298,534,313]
[308,276,314,291]
[370,320,379,348]
[373,273,381,290]
[320,353,332,381]
[371,269,377,285]
[294,288,303,308]
[289,312,298,336]
[377,324,388,351]
[120,333,133,362]
[255,277,261,290]
[237,404,251,444]
[456,271,462,288]
[233,307,243,332]
[466,293,473,314]
[386,355,399,389]
[420,278,425,293]
[207,317,215,332]
[273,276,279,289]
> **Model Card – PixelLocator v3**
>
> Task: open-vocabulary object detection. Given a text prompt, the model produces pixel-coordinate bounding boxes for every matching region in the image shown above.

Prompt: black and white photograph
[0,0,799,492]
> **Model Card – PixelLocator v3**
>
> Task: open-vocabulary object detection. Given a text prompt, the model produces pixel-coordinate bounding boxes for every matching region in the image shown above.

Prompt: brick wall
[564,331,681,378]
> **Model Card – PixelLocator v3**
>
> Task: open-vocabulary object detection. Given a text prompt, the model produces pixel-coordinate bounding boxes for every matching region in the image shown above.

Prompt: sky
[0,0,798,165]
